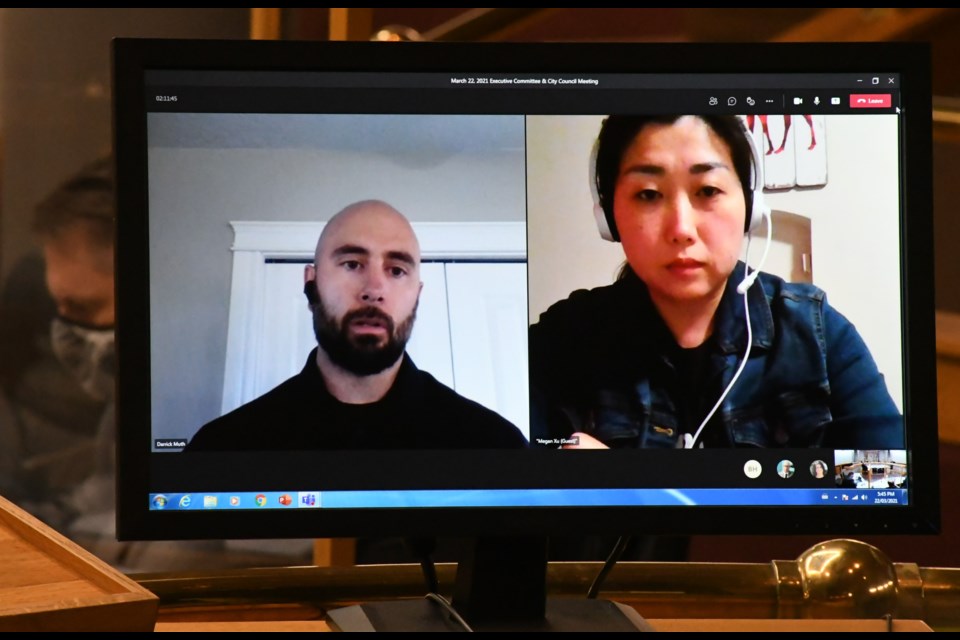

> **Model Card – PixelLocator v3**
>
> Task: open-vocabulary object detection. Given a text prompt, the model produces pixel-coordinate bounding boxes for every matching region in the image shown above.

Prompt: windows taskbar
[149,487,908,511]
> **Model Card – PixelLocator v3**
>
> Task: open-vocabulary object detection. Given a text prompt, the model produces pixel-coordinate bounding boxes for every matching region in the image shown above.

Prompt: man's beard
[312,295,416,376]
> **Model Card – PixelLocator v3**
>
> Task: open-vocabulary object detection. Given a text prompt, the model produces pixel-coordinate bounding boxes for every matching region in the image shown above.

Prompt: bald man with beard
[187,200,526,451]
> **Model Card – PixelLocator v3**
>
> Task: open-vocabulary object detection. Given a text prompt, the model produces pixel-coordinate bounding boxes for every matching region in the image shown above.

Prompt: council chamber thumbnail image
[834,449,907,489]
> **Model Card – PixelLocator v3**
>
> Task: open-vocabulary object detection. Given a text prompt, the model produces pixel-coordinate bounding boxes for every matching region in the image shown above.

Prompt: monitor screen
[114,40,937,548]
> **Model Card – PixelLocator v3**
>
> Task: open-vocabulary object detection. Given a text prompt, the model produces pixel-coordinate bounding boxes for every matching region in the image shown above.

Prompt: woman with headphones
[529,114,902,450]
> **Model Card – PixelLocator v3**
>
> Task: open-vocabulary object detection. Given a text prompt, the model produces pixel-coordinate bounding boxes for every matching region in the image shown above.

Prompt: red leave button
[850,94,892,108]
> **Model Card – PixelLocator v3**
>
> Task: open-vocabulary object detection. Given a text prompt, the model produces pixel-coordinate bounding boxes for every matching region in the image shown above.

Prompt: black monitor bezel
[114,38,938,541]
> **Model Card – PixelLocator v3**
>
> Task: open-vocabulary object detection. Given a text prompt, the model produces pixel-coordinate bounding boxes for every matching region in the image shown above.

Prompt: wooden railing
[136,552,960,630]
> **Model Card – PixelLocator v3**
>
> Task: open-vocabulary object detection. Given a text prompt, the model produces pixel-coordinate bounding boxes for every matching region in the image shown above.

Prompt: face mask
[50,317,116,402]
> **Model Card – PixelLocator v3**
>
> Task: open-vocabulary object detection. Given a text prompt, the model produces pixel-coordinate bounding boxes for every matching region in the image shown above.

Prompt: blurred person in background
[0,157,312,570]
[0,156,117,547]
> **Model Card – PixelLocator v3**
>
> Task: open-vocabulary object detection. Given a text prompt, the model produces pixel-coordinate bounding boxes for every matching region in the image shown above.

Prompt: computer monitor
[114,39,937,630]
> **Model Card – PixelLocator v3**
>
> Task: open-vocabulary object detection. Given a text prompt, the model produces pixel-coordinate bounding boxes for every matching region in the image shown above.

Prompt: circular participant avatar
[810,460,829,479]
[777,459,796,479]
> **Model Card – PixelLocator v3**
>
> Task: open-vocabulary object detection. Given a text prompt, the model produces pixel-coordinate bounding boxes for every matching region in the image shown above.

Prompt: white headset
[589,117,769,243]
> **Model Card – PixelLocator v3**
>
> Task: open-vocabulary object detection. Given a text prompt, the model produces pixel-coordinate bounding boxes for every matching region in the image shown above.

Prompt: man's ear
[304,265,319,306]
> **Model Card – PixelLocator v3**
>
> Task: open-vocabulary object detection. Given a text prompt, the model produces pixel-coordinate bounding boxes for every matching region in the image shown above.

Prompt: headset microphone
[735,275,756,295]
[735,122,773,295]
[736,204,773,295]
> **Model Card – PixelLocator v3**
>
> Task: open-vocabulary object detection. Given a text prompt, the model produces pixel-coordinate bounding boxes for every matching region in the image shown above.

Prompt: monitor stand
[326,537,654,632]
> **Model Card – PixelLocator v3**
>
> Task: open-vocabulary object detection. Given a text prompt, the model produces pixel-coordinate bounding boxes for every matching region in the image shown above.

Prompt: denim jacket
[529,263,904,449]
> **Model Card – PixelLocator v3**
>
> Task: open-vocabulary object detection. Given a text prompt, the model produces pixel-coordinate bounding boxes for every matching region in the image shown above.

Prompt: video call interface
[142,68,911,512]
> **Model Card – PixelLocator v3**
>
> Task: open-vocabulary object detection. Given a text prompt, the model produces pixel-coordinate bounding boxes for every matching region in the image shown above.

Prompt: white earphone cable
[684,208,772,449]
